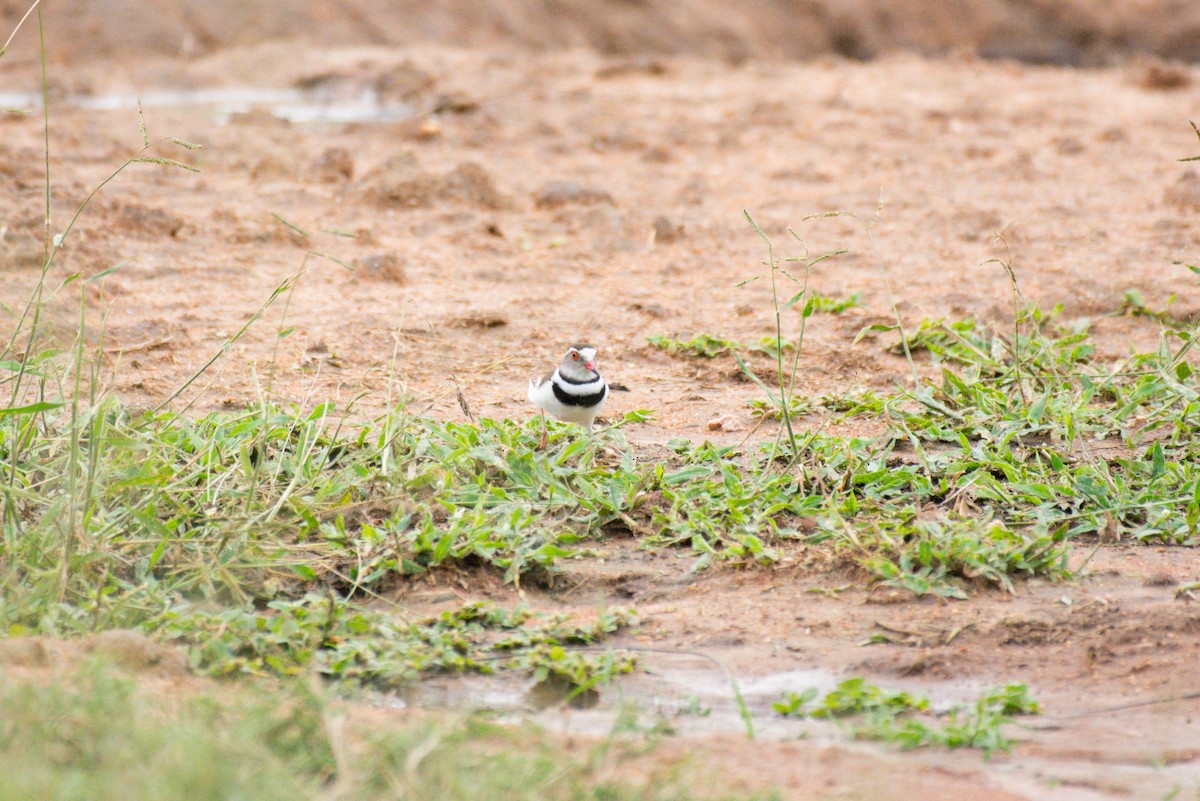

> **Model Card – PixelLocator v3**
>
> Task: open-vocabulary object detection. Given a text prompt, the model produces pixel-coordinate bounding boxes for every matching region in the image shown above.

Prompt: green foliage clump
[647,333,742,358]
[156,597,635,688]
[806,291,861,315]
[774,679,1039,757]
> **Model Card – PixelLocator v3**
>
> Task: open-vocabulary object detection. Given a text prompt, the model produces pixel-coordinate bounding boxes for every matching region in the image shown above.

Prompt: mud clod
[533,181,615,209]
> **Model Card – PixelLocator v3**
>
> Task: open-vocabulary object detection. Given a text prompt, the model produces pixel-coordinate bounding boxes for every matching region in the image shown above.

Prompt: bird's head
[560,343,599,378]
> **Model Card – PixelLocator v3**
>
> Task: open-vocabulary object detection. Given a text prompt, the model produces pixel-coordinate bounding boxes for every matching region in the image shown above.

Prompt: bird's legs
[538,410,549,449]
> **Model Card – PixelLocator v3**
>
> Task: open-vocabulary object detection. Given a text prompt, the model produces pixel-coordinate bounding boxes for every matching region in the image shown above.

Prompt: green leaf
[854,323,898,344]
[432,531,455,563]
[1027,392,1048,422]
[1150,441,1166,479]
[782,289,806,310]
[307,402,334,421]
[291,565,318,581]
[744,208,770,244]
[732,351,779,402]
[146,535,171,572]
[311,250,355,271]
[0,401,64,417]
[662,466,712,485]
[270,212,312,240]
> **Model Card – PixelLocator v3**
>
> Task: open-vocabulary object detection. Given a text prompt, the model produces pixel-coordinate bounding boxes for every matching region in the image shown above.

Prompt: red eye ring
[570,352,579,360]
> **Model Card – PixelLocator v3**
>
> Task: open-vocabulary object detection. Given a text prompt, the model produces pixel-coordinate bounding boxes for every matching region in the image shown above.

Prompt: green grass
[0,392,648,687]
[0,659,777,801]
[812,313,1200,588]
[8,296,1200,649]
[774,678,1039,757]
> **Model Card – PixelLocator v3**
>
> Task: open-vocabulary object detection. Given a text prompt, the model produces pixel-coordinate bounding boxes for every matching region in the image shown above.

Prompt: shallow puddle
[391,651,1006,731]
[389,654,1200,800]
[391,656,835,733]
[388,653,940,740]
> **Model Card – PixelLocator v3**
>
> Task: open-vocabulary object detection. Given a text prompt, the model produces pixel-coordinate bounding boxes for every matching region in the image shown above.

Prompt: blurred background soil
[5,0,1200,66]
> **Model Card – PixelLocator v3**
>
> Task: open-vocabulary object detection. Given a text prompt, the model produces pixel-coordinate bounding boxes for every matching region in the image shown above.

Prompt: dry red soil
[3,3,1200,798]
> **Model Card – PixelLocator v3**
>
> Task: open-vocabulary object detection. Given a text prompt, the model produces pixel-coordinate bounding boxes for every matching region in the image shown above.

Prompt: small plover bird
[527,342,608,448]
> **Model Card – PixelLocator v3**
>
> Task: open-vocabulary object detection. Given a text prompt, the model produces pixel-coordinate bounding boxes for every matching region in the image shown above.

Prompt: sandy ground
[3,3,1200,799]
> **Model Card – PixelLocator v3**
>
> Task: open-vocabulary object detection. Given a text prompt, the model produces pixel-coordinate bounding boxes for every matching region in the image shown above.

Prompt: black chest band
[553,382,605,408]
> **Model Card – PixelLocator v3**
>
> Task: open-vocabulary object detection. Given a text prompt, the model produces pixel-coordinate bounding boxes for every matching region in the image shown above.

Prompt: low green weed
[1,402,642,628]
[771,282,1200,593]
[747,395,813,420]
[646,334,800,362]
[1118,289,1192,329]
[640,439,819,566]
[817,388,891,417]
[807,291,861,315]
[853,516,1071,599]
[774,677,927,719]
[155,596,635,689]
[884,309,1093,377]
[647,333,741,358]
[0,662,327,801]
[774,679,1038,757]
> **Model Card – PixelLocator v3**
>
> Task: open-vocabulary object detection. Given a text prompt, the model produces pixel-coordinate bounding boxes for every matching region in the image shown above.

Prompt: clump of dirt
[312,146,355,183]
[363,154,509,210]
[1165,170,1200,211]
[452,311,508,329]
[86,630,190,676]
[0,630,188,678]
[533,181,615,210]
[371,59,437,102]
[99,199,186,238]
[353,252,406,283]
[0,636,53,668]
[1129,56,1196,90]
